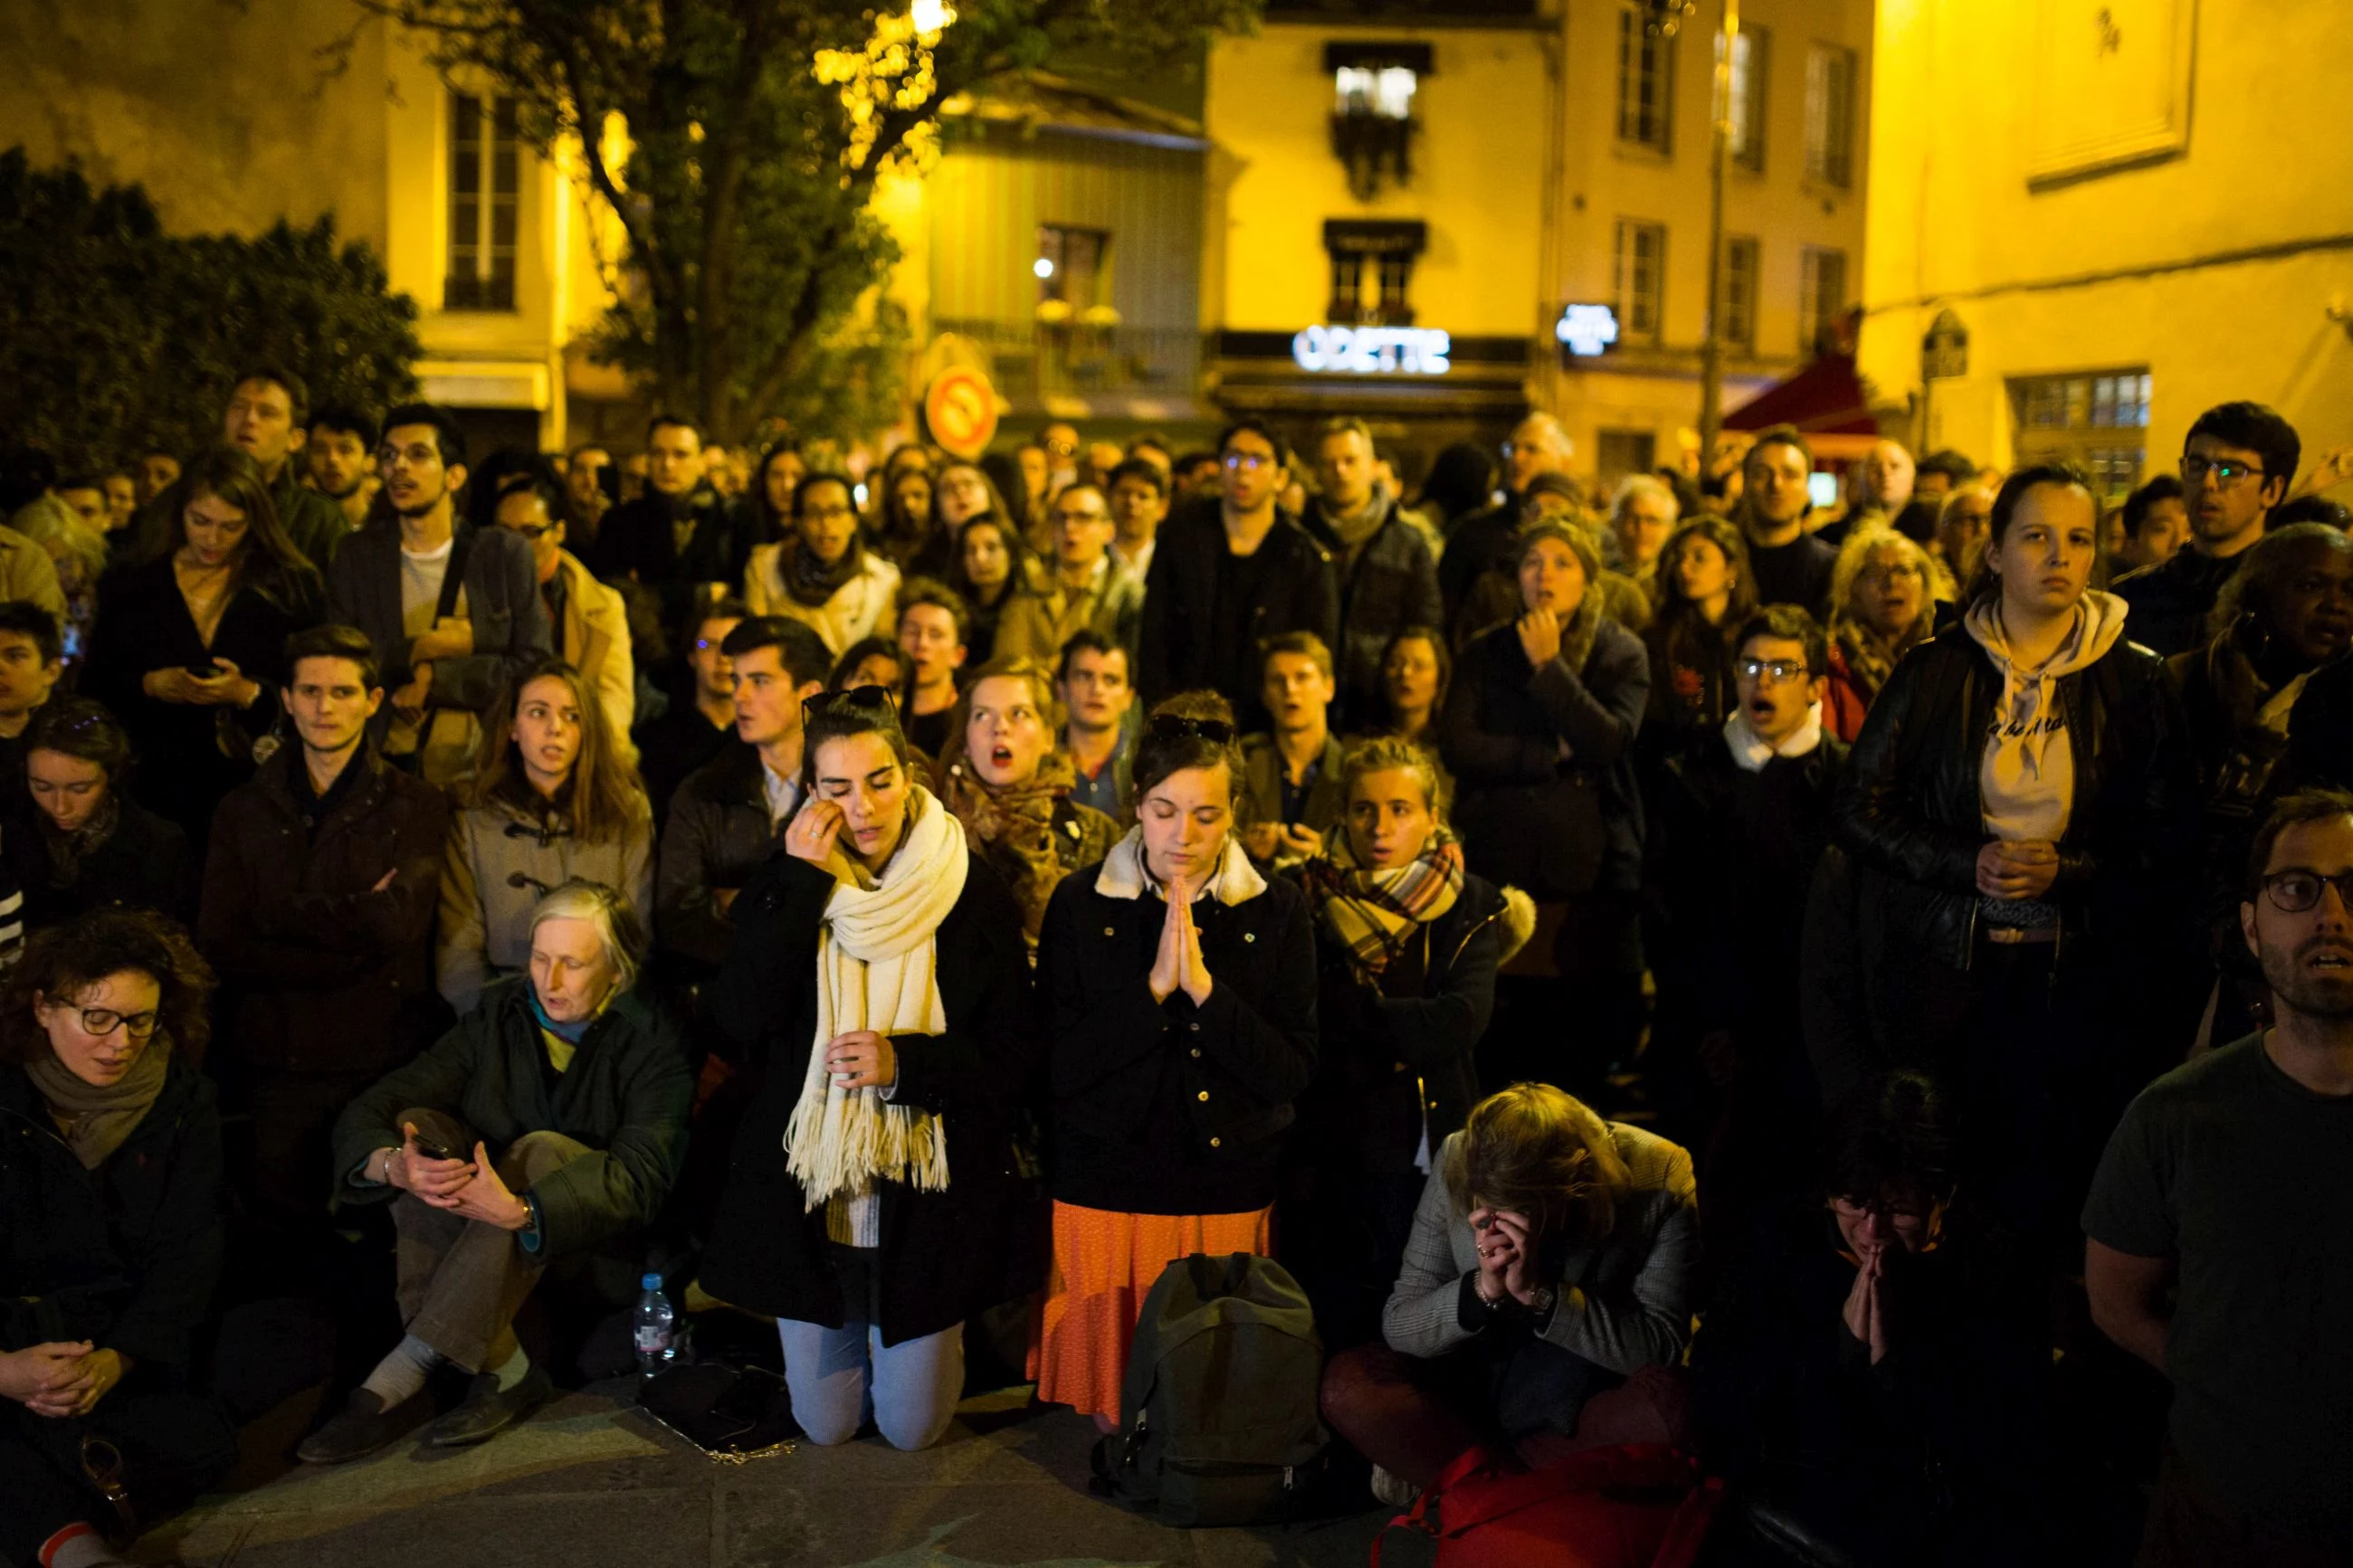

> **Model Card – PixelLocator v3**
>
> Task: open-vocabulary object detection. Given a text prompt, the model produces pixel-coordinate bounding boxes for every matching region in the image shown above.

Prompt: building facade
[1858,0,2353,499]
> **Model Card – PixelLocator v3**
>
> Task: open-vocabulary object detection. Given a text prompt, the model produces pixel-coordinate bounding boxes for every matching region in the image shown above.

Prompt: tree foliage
[363,0,1256,446]
[0,148,422,475]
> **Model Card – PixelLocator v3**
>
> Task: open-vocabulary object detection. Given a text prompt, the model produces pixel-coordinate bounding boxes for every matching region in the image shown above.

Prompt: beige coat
[550,550,637,767]
[743,543,902,656]
[434,792,655,1014]
[0,525,66,621]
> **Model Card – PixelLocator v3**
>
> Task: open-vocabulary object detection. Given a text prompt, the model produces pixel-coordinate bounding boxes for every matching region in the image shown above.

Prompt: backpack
[1371,1442,1722,1568]
[1089,1250,1329,1527]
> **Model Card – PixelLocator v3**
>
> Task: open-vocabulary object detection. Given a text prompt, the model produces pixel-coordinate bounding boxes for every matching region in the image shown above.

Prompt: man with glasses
[495,475,634,765]
[2084,789,2353,1565]
[1650,605,1845,1152]
[2115,401,2301,657]
[1137,418,1338,729]
[1438,412,1574,632]
[993,481,1144,667]
[634,598,747,822]
[1301,416,1443,730]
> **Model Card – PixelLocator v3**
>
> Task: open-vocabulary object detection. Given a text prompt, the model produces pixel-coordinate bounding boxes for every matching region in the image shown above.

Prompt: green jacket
[331,978,693,1259]
[271,463,350,570]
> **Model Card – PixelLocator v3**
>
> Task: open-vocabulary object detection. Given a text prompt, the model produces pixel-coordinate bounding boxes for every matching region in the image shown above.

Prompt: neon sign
[1291,324,1453,376]
[1554,303,1620,357]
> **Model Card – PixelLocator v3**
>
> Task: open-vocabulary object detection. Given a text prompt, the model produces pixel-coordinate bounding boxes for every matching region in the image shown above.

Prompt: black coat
[2283,651,2353,794]
[588,489,745,630]
[3,796,194,931]
[1436,499,1515,633]
[2112,546,2243,660]
[1294,870,1505,1177]
[654,741,780,980]
[198,746,449,1079]
[699,851,1035,1345]
[1441,618,1651,899]
[634,702,735,826]
[333,979,694,1259]
[0,1054,223,1373]
[1040,863,1319,1216]
[1137,499,1339,720]
[1302,496,1444,729]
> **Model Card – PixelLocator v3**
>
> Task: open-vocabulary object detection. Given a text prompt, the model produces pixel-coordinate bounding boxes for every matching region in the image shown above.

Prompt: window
[1616,7,1675,154]
[1328,43,1429,199]
[1804,45,1855,188]
[1718,24,1768,171]
[1718,236,1758,354]
[2010,370,2153,501]
[1799,246,1847,356]
[1324,220,1425,327]
[446,92,519,311]
[1615,220,1666,344]
[1036,226,1110,312]
[1597,429,1657,484]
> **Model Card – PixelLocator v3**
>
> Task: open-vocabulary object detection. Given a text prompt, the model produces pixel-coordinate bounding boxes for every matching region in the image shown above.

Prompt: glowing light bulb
[911,0,953,34]
[1034,258,1055,279]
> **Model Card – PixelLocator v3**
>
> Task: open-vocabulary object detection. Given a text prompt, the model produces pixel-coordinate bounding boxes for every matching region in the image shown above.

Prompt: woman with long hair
[872,465,939,576]
[1640,515,1758,766]
[1829,461,2196,1245]
[0,909,236,1567]
[1320,1081,1697,1497]
[945,514,1035,667]
[697,688,1032,1451]
[1823,524,1953,742]
[1032,691,1318,1430]
[84,445,322,844]
[1286,736,1527,1348]
[935,657,1119,950]
[5,699,193,929]
[1377,626,1451,746]
[435,658,654,1013]
[745,442,807,550]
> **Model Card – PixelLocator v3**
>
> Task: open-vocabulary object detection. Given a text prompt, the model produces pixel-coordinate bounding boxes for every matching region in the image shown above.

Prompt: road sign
[923,366,999,459]
[1922,308,1969,381]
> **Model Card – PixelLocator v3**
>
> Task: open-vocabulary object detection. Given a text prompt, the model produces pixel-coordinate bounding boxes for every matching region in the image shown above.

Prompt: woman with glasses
[1032,692,1318,1430]
[1696,1070,2046,1566]
[742,471,902,656]
[0,909,235,1568]
[1823,525,1956,742]
[5,699,193,931]
[1441,520,1651,1092]
[698,686,1032,1451]
[1829,461,2196,1246]
[437,659,654,1014]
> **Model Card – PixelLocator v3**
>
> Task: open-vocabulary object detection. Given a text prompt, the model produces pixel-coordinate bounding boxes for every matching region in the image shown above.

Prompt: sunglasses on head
[1148,713,1234,745]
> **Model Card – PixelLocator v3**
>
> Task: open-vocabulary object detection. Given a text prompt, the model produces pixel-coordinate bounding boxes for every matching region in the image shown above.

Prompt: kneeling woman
[1032,693,1319,1429]
[1321,1082,1697,1494]
[0,910,236,1568]
[699,689,1032,1451]
[305,880,692,1464]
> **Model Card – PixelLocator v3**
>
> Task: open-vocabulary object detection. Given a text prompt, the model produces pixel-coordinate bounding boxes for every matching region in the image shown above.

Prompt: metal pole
[1698,0,1738,471]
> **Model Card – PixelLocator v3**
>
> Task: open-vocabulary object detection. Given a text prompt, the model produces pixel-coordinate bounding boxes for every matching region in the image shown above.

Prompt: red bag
[1371,1442,1722,1568]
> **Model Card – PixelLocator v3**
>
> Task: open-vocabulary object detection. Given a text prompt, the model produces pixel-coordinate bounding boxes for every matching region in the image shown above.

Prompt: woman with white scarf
[1031,691,1319,1430]
[1829,461,2196,1247]
[697,687,1033,1451]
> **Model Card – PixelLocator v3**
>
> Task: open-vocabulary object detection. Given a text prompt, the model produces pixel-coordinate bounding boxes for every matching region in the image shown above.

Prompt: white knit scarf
[782,786,968,1210]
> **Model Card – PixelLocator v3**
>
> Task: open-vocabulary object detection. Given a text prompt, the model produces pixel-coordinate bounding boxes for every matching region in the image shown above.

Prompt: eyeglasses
[804,686,899,720]
[2182,454,2266,487]
[1043,437,1080,459]
[1222,451,1276,472]
[1148,712,1235,745]
[1736,659,1813,684]
[78,1006,159,1040]
[2259,869,2353,913]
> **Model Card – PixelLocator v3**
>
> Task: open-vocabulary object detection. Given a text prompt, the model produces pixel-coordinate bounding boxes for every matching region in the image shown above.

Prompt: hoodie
[1961,590,2129,845]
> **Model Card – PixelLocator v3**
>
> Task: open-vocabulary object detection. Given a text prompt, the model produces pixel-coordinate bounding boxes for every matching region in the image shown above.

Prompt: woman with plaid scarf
[1281,736,1531,1350]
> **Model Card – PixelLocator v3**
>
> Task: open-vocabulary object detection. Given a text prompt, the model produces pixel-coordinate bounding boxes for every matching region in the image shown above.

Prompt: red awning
[1722,354,1878,436]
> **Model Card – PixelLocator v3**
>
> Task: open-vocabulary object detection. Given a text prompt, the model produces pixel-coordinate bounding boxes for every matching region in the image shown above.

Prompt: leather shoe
[421,1364,554,1449]
[297,1387,433,1465]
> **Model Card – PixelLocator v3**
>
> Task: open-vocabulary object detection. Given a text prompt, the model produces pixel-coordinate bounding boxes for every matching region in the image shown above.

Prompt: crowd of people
[0,365,2348,1568]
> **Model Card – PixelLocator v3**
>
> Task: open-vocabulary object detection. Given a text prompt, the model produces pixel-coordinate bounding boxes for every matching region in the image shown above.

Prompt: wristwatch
[1525,1286,1558,1325]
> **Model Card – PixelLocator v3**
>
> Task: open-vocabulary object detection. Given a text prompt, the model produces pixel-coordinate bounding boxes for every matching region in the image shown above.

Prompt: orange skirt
[1028,1200,1274,1420]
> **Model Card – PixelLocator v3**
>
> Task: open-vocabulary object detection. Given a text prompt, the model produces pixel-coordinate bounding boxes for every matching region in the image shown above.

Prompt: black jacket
[1293,870,1505,1177]
[333,979,694,1260]
[1834,630,2196,973]
[1040,863,1319,1216]
[1137,499,1339,720]
[655,741,780,980]
[2113,546,2244,660]
[1437,499,1514,634]
[1302,495,1444,729]
[1441,619,1652,899]
[589,489,744,601]
[0,1054,222,1374]
[634,702,735,826]
[699,851,1035,1345]
[324,522,552,749]
[198,746,449,1079]
[2283,651,2353,793]
[4,796,194,931]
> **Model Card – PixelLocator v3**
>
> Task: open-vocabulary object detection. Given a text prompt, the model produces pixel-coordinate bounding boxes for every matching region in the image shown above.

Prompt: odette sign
[1291,324,1453,376]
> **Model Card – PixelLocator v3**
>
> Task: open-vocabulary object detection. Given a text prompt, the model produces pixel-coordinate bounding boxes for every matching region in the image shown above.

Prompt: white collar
[1722,701,1824,773]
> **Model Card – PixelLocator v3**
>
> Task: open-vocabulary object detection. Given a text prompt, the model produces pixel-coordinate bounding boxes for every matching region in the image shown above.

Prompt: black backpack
[1090,1251,1329,1526]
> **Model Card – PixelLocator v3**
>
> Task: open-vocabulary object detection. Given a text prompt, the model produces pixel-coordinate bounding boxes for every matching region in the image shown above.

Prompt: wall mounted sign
[1554,303,1620,358]
[922,365,1000,459]
[1291,324,1453,376]
[1921,308,1969,381]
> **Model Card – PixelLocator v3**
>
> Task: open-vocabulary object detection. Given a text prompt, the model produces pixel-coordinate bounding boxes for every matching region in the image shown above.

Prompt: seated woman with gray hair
[301,879,693,1466]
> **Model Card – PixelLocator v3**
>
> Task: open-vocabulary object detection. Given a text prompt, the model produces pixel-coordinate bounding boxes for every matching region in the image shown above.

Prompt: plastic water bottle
[634,1272,677,1373]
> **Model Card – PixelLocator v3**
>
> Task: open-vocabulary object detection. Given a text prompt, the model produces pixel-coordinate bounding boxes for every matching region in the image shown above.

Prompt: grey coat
[1382,1123,1698,1374]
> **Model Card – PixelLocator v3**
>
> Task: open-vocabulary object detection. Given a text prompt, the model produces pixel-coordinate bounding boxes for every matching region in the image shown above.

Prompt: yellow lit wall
[1859,0,2353,475]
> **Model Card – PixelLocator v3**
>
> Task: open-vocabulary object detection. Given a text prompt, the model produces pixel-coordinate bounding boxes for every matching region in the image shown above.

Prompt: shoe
[297,1387,433,1465]
[420,1364,554,1449]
